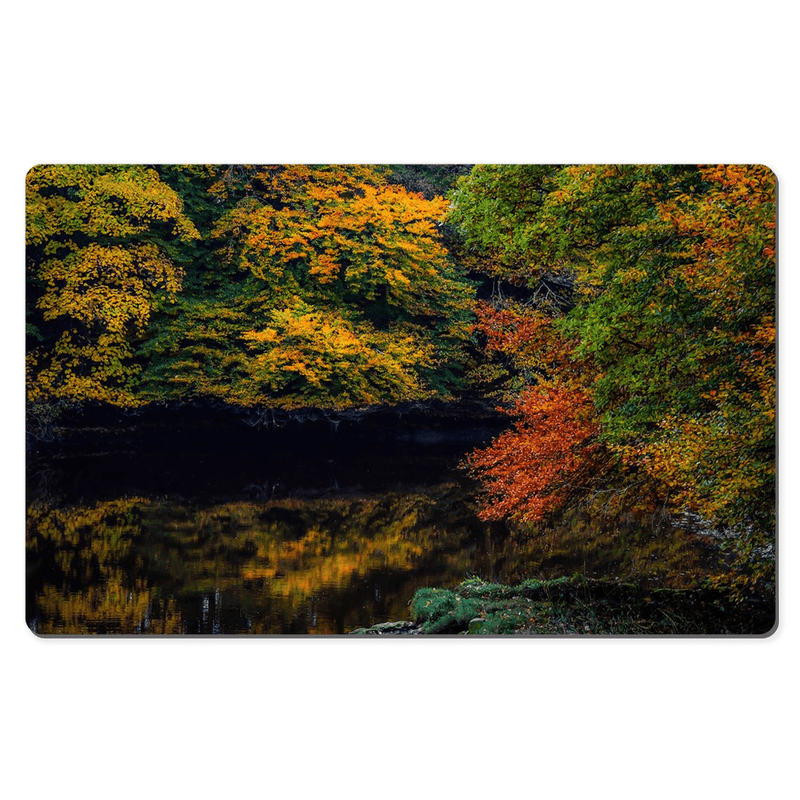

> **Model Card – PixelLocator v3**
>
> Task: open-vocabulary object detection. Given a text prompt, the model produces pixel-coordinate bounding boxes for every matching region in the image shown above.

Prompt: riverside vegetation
[26,165,776,634]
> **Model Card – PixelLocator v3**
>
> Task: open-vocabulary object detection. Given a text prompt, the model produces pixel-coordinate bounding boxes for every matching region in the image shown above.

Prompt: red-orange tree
[466,383,601,521]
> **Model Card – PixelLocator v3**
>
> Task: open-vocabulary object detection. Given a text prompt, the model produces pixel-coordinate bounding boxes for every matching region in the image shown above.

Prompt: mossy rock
[410,588,482,634]
[407,576,775,635]
[410,581,553,634]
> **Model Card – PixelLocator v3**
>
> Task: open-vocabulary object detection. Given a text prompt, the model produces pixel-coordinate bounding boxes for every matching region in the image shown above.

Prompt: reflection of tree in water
[140,487,482,634]
[27,500,183,634]
[27,486,727,635]
[482,510,726,590]
[26,485,486,634]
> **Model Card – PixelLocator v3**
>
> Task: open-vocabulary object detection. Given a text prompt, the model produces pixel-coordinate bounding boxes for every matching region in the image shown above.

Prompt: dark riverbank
[26,398,510,506]
[351,576,777,636]
[27,397,510,454]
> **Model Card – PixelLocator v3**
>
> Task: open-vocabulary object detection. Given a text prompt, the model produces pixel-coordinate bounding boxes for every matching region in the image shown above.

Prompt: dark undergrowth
[352,575,776,636]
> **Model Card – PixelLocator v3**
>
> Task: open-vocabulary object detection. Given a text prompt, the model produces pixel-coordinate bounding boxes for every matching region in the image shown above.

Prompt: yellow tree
[26,165,198,410]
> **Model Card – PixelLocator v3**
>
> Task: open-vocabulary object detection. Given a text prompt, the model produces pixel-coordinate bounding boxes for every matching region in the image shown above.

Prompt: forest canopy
[26,165,474,412]
[25,163,776,595]
[450,164,775,594]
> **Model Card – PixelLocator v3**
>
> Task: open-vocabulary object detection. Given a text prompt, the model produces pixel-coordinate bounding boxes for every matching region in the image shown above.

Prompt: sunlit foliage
[26,165,198,407]
[141,165,474,408]
[26,164,475,413]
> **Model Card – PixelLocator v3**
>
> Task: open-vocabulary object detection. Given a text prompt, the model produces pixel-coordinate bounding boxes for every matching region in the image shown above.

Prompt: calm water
[26,422,726,634]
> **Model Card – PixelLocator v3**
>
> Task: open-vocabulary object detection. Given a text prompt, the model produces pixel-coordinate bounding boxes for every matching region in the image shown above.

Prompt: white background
[3,2,796,798]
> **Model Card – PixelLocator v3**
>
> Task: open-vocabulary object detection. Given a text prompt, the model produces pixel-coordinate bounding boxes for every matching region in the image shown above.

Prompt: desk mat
[25,164,776,636]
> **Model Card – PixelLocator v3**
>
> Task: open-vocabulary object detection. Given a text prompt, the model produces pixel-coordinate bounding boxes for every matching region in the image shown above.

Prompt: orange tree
[451,165,775,595]
[139,165,475,409]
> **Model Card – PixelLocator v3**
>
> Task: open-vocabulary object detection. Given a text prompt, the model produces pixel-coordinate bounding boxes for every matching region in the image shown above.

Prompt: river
[25,411,727,634]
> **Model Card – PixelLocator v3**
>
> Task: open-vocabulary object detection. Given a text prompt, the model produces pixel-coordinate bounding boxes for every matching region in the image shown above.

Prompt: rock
[350,620,421,635]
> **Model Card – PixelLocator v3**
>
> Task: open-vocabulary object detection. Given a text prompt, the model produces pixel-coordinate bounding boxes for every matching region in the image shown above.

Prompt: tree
[26,165,198,410]
[453,165,775,593]
[465,383,601,521]
[140,165,475,408]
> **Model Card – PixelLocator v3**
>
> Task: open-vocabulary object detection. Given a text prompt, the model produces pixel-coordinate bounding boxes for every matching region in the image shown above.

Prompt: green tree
[452,165,775,595]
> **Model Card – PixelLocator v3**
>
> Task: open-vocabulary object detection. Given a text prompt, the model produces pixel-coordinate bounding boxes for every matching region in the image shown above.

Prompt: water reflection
[27,477,726,635]
[27,485,489,634]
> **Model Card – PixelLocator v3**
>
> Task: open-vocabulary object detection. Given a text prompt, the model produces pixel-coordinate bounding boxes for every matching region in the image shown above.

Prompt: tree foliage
[465,384,601,521]
[26,164,476,413]
[25,163,777,602]
[452,165,775,592]
[139,165,474,408]
[26,165,198,406]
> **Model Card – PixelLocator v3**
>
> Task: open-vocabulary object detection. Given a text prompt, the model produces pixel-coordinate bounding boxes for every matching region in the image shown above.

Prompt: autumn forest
[25,164,776,634]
